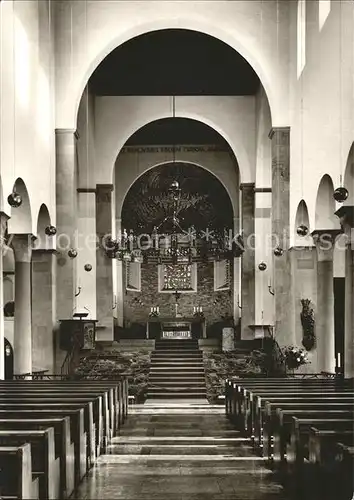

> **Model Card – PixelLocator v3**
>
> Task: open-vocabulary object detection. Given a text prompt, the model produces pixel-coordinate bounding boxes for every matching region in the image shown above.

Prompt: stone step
[149,381,206,386]
[149,375,205,381]
[153,349,202,354]
[150,365,204,374]
[151,353,203,358]
[146,393,207,399]
[148,386,207,392]
[151,359,204,366]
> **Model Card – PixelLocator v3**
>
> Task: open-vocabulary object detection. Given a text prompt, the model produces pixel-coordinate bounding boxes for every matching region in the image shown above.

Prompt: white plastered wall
[90,95,256,186]
[54,0,290,130]
[0,0,56,231]
[289,0,354,238]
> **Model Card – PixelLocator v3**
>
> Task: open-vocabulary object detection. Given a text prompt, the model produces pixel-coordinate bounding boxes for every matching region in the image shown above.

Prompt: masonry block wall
[123,261,233,328]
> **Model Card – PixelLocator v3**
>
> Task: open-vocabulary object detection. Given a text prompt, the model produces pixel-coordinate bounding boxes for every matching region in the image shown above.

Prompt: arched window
[297,0,306,78]
[319,0,331,31]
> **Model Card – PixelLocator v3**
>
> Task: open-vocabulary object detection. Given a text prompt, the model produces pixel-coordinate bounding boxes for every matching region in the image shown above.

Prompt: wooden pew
[285,416,354,490]
[232,382,353,429]
[262,401,354,461]
[0,428,60,500]
[0,391,106,454]
[0,399,96,466]
[0,379,127,434]
[307,428,354,500]
[226,379,353,430]
[333,442,354,500]
[0,418,74,499]
[0,444,40,500]
[0,407,86,485]
[253,394,354,451]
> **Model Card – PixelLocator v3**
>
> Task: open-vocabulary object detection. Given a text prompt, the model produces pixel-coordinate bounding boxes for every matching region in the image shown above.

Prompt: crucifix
[174,289,181,317]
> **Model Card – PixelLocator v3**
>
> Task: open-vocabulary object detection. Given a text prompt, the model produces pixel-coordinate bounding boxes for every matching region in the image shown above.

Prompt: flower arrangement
[300,298,316,351]
[282,345,309,370]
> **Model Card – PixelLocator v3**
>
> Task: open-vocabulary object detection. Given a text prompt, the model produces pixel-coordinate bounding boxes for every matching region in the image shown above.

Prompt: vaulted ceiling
[90,29,260,96]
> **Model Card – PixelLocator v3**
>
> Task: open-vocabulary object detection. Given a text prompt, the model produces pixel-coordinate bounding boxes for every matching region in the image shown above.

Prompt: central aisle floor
[74,402,289,499]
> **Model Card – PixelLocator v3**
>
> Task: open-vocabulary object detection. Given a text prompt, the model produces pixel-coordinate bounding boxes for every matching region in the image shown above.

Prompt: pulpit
[59,314,98,351]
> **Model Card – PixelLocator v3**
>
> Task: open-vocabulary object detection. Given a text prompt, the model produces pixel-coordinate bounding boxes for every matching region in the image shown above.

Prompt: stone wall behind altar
[123,261,233,327]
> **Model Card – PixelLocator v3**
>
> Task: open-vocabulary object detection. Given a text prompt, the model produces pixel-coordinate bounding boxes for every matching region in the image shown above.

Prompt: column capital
[311,229,342,261]
[240,182,255,192]
[32,248,59,256]
[268,126,290,140]
[0,212,9,247]
[254,187,272,193]
[77,187,97,194]
[96,184,114,192]
[335,205,354,228]
[11,234,36,263]
[55,128,78,138]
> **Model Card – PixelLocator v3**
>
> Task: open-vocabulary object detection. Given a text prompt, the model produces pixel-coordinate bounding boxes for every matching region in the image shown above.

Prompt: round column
[12,234,34,375]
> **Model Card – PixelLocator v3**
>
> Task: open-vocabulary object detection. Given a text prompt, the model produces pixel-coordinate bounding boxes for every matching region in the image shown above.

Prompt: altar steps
[147,339,207,400]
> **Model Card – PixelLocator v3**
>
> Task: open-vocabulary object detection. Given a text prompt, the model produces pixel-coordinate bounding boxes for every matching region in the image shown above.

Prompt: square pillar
[269,127,291,346]
[289,246,318,371]
[115,218,124,327]
[96,184,114,340]
[0,212,9,379]
[254,188,273,327]
[11,234,34,375]
[240,183,255,339]
[335,206,354,377]
[32,249,56,373]
[55,129,78,319]
[312,230,341,373]
[77,189,97,318]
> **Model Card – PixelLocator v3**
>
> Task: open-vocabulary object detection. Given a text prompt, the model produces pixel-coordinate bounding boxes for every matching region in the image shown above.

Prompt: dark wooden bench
[284,416,354,491]
[0,444,40,499]
[0,398,96,466]
[0,391,107,454]
[226,379,354,429]
[307,428,354,500]
[0,407,86,485]
[0,428,60,499]
[263,401,354,461]
[0,379,128,434]
[253,394,354,451]
[0,417,74,499]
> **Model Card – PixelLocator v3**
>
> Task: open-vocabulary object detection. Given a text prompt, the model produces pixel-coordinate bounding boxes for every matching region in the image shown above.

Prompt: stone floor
[74,402,290,499]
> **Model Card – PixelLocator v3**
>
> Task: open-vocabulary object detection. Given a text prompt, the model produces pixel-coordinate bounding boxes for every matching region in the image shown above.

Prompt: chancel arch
[55,7,283,129]
[118,161,236,333]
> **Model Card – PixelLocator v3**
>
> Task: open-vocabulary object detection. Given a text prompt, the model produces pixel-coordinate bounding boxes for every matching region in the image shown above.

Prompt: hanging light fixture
[296,224,309,237]
[333,186,349,203]
[274,246,284,257]
[45,225,57,236]
[7,192,22,208]
[84,263,92,272]
[68,248,78,258]
[258,262,267,271]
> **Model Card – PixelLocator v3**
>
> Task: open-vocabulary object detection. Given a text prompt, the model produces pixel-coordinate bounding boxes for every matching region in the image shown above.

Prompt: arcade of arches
[0,1,354,499]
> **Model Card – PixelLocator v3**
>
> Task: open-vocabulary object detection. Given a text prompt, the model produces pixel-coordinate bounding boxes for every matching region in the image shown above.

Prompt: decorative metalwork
[162,263,192,291]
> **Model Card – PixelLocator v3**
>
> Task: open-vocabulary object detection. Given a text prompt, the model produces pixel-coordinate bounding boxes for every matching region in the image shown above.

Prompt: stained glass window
[162,264,193,291]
